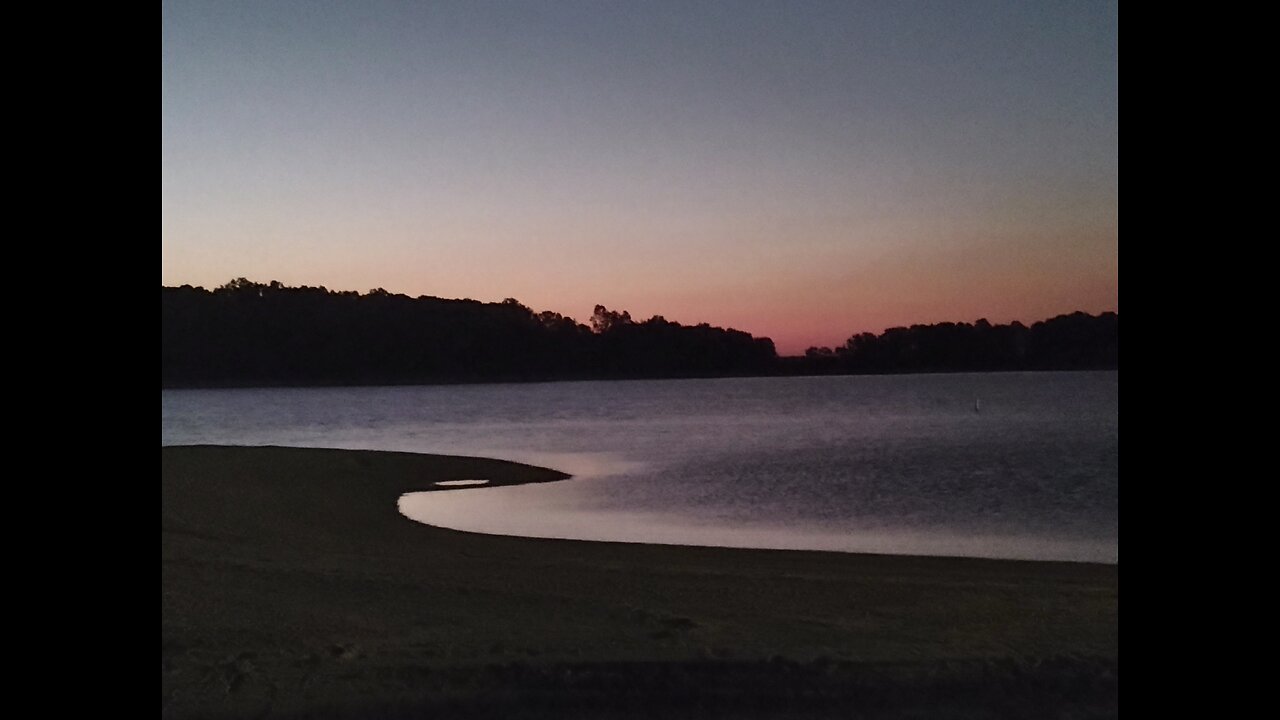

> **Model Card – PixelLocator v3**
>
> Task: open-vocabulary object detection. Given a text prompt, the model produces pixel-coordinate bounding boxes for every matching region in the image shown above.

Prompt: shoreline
[162,367,1119,392]
[400,482,1118,566]
[162,445,1117,718]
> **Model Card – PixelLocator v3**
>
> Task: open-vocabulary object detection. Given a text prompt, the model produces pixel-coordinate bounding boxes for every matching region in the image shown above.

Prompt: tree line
[162,279,1116,388]
[790,312,1118,375]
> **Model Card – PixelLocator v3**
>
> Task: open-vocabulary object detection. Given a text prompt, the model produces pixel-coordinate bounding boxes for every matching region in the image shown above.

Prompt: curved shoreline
[163,445,1116,718]
[400,482,1118,566]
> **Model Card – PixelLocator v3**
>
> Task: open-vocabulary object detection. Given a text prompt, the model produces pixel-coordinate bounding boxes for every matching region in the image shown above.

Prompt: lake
[161,372,1117,563]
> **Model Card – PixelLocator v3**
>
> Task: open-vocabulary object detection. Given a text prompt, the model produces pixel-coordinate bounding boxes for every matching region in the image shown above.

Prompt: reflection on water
[163,372,1117,563]
[399,484,1114,563]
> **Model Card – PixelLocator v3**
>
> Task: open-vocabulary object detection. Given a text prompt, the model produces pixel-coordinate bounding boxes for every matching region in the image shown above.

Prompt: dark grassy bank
[162,446,1117,719]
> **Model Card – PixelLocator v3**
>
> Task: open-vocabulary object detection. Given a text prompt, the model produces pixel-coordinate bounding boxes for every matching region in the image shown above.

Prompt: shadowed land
[162,445,1117,719]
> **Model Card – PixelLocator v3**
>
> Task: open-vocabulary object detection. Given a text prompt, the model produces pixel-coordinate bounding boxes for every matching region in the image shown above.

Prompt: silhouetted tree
[162,281,779,387]
[162,280,1114,388]
[590,305,632,333]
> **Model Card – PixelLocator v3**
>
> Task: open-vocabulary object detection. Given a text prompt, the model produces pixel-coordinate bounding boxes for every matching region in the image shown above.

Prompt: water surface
[162,372,1117,563]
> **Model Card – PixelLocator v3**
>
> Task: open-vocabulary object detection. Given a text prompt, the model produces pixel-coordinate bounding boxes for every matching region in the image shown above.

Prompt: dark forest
[162,279,1117,388]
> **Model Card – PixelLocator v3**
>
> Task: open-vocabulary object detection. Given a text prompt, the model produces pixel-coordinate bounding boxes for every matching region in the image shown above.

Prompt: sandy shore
[162,445,1117,718]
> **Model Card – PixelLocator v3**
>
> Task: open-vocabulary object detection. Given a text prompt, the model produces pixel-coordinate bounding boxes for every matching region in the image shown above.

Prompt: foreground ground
[162,445,1117,718]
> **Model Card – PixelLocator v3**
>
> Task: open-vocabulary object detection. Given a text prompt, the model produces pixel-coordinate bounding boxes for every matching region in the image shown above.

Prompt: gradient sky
[162,0,1117,355]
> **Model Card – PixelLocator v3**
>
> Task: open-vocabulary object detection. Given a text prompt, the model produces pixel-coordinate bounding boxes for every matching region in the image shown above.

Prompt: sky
[162,0,1117,355]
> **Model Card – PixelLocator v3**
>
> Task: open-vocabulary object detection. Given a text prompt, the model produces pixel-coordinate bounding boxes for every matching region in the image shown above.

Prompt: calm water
[162,372,1117,563]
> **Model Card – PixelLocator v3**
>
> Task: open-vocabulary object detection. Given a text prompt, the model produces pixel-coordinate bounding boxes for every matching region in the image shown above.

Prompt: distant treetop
[163,280,1116,388]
